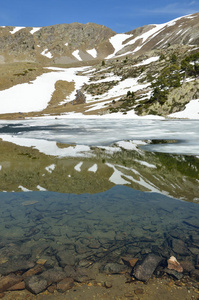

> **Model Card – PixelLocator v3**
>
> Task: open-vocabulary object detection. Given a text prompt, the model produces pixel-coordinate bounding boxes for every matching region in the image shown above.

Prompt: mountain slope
[0,13,199,118]
[0,13,199,64]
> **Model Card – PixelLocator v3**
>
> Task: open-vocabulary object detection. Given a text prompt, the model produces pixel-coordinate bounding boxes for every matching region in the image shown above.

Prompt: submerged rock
[164,268,183,280]
[73,267,95,283]
[0,259,35,276]
[0,274,22,293]
[56,278,74,292]
[41,269,67,284]
[102,263,129,274]
[55,251,77,267]
[167,256,183,273]
[25,275,48,295]
[133,254,162,281]
[172,238,189,255]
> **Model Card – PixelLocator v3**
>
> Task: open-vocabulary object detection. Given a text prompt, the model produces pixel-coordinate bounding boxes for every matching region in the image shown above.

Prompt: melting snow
[72,50,82,61]
[87,49,97,58]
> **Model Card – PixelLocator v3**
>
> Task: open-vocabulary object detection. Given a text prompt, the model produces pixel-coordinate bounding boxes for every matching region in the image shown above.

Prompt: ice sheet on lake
[0,119,199,156]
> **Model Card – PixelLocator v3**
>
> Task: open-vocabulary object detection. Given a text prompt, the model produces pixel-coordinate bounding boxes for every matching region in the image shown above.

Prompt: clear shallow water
[0,186,199,276]
[0,118,199,154]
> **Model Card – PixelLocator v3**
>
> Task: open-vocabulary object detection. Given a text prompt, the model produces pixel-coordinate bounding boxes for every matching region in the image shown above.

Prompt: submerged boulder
[133,254,162,281]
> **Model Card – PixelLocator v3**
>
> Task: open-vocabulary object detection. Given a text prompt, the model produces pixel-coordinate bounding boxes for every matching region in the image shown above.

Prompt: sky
[0,0,198,33]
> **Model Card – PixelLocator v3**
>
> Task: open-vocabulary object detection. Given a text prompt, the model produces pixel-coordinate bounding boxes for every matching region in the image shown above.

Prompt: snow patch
[106,34,133,59]
[134,159,157,168]
[134,56,159,67]
[72,50,82,61]
[74,162,83,171]
[37,185,47,191]
[45,164,56,173]
[88,164,98,173]
[87,49,97,58]
[169,99,199,119]
[65,42,68,46]
[10,27,25,34]
[41,49,53,59]
[18,185,32,192]
[30,27,41,34]
[106,163,131,185]
[0,67,89,114]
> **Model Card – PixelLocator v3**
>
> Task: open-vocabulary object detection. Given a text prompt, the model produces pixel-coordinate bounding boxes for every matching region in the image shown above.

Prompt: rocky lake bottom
[0,186,199,299]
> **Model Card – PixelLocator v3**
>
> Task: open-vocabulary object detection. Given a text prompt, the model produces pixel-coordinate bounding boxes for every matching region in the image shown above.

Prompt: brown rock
[23,264,43,278]
[36,259,47,265]
[167,256,183,273]
[0,293,5,299]
[122,256,138,268]
[7,281,25,291]
[0,274,22,293]
[56,278,74,292]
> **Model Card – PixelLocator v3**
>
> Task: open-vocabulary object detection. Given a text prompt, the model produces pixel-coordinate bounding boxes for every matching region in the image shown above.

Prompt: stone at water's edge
[133,254,163,281]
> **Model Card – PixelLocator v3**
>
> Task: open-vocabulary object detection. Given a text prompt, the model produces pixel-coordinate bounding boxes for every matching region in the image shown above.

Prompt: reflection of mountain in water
[0,139,198,202]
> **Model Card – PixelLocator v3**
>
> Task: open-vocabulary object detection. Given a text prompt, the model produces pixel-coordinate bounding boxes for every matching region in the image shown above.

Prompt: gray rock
[164,268,183,280]
[0,260,35,276]
[73,267,95,283]
[102,263,128,274]
[41,269,67,284]
[73,90,86,105]
[25,275,48,295]
[172,239,189,255]
[55,251,77,267]
[64,265,76,278]
[133,254,162,281]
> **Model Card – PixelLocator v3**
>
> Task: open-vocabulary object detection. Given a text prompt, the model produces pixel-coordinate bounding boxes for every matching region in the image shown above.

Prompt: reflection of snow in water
[74,162,83,172]
[88,164,98,173]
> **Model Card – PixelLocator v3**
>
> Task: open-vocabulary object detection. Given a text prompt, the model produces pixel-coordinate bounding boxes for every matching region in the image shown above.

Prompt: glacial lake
[0,118,199,290]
